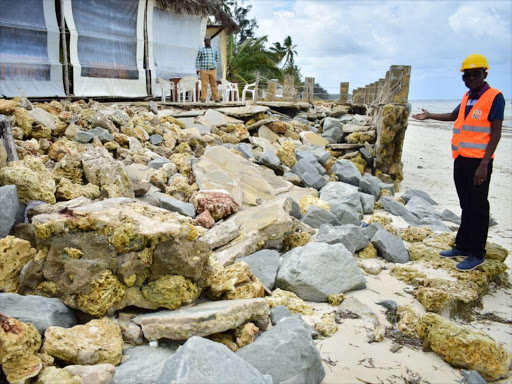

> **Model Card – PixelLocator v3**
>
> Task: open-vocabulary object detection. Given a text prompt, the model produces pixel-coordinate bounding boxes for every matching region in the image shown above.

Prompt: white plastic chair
[177,76,200,102]
[242,81,259,102]
[157,78,175,102]
[220,79,239,102]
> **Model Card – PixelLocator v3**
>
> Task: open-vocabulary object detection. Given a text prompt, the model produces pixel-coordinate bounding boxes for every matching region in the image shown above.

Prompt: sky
[244,0,512,100]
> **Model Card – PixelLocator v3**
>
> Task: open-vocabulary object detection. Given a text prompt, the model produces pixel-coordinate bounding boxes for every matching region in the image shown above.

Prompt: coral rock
[141,275,201,310]
[56,178,101,201]
[357,243,378,259]
[265,289,314,315]
[194,189,240,221]
[0,156,56,204]
[276,141,297,167]
[42,318,123,366]
[418,313,511,381]
[235,322,260,348]
[207,262,265,300]
[0,236,37,292]
[0,314,42,384]
[298,194,330,215]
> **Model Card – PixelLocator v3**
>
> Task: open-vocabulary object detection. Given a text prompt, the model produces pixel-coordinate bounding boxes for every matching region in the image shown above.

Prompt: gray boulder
[359,173,381,198]
[320,182,363,216]
[301,172,327,190]
[402,189,438,205]
[289,199,302,220]
[322,126,343,143]
[379,196,420,225]
[329,203,361,225]
[323,117,343,132]
[259,151,281,171]
[75,130,95,143]
[359,147,373,163]
[270,306,293,325]
[441,209,461,225]
[315,224,369,254]
[332,160,362,186]
[0,185,20,238]
[359,193,375,214]
[292,158,319,178]
[236,143,254,159]
[149,134,163,145]
[460,370,487,384]
[239,250,280,290]
[301,206,340,229]
[295,150,318,165]
[276,242,366,301]
[148,157,170,170]
[371,229,409,263]
[237,316,325,384]
[363,223,384,240]
[159,196,196,218]
[405,196,439,220]
[0,293,77,334]
[89,127,114,143]
[157,337,272,384]
[113,342,179,384]
[310,147,330,165]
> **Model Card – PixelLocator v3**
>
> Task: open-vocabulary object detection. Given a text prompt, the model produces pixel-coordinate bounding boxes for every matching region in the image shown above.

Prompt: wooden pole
[0,115,19,163]
[60,0,70,95]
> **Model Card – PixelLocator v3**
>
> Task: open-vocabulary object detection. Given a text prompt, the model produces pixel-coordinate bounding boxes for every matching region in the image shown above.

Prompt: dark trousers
[453,155,493,259]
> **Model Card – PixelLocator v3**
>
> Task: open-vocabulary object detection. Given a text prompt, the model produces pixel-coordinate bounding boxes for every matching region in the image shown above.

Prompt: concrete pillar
[364,86,371,104]
[303,77,315,103]
[388,65,411,104]
[267,79,277,101]
[339,82,349,103]
[283,75,295,99]
[370,82,378,103]
[376,78,385,103]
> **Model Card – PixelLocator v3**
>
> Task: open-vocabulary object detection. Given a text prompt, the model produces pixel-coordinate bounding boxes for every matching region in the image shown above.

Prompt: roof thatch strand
[155,0,238,32]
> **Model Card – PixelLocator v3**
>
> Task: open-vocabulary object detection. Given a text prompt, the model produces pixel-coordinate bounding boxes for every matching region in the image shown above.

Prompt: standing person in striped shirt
[196,37,220,103]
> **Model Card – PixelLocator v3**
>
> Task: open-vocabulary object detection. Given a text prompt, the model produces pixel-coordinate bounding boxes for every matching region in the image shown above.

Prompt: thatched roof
[155,0,238,33]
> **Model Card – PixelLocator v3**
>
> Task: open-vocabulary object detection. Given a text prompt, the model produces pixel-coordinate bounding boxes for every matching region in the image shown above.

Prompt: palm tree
[282,36,298,70]
[270,41,286,63]
[226,35,282,87]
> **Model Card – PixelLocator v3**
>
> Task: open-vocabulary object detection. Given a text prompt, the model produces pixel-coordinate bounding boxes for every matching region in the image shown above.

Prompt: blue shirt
[452,83,505,121]
[195,47,219,70]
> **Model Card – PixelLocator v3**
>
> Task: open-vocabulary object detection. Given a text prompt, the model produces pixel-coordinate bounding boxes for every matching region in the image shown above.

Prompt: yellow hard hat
[460,54,489,72]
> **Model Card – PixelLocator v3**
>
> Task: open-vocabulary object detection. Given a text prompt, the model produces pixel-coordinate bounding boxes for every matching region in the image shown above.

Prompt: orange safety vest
[451,87,501,159]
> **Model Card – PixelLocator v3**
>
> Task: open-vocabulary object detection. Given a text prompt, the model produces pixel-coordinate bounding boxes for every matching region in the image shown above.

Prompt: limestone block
[206,262,265,300]
[133,298,269,341]
[43,318,123,366]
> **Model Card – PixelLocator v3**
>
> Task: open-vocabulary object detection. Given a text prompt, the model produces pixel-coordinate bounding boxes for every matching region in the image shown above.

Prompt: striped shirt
[195,46,219,70]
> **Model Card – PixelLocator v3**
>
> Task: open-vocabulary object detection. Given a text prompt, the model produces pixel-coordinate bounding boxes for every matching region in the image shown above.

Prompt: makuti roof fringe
[155,0,238,32]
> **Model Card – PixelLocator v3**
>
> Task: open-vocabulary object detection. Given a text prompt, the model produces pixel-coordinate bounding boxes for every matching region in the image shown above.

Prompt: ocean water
[409,99,512,134]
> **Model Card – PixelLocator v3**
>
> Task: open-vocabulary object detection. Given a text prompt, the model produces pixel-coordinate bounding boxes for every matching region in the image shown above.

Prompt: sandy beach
[315,117,512,384]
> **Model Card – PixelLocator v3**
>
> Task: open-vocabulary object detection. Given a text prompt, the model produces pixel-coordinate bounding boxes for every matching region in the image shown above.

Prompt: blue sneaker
[456,256,485,271]
[439,248,469,258]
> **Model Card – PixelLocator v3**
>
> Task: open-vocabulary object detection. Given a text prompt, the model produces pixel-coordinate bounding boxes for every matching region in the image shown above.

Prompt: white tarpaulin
[147,0,206,96]
[0,0,64,97]
[64,0,147,97]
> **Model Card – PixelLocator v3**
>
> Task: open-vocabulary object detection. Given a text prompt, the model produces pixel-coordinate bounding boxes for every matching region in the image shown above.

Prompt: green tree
[270,41,286,63]
[282,36,297,70]
[225,0,258,45]
[226,35,282,87]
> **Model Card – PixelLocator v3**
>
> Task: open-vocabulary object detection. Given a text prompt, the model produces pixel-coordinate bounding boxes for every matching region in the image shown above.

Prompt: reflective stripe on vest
[452,87,502,159]
[459,142,488,149]
[462,124,492,133]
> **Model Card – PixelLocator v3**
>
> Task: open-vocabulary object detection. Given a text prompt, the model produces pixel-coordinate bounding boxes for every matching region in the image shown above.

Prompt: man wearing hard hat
[412,54,505,271]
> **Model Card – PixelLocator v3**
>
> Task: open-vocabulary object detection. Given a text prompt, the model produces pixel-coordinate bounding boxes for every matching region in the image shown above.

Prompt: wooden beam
[0,115,19,163]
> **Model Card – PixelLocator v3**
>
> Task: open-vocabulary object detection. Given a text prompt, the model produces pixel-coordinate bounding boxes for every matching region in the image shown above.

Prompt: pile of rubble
[0,97,510,383]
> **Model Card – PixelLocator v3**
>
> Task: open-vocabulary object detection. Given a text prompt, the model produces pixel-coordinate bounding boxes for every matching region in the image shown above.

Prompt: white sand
[316,120,512,384]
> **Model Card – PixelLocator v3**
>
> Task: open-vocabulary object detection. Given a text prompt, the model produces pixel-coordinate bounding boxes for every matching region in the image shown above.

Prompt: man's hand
[196,70,200,75]
[474,162,488,185]
[412,109,430,120]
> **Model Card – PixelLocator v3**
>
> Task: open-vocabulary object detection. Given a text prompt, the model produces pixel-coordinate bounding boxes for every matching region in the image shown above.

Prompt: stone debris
[133,299,269,341]
[0,99,509,384]
[157,336,272,384]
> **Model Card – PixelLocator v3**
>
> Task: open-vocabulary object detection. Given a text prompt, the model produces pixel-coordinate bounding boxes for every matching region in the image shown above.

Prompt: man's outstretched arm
[412,109,457,121]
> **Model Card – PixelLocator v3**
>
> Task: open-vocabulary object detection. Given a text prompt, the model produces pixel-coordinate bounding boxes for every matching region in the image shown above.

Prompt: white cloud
[243,0,512,99]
